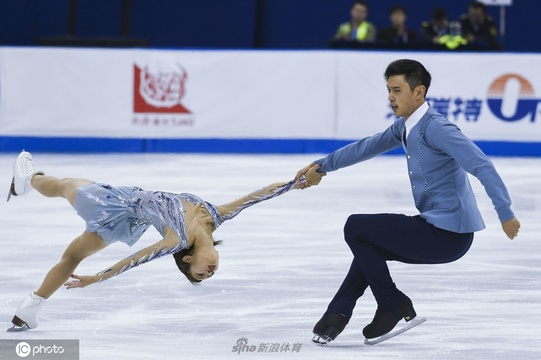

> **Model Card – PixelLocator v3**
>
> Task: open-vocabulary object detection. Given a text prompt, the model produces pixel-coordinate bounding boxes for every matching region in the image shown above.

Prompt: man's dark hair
[389,4,406,16]
[384,59,432,95]
[353,1,368,10]
[470,1,486,12]
[432,7,447,21]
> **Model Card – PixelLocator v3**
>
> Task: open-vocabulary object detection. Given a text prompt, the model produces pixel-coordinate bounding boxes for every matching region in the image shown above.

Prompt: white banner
[478,0,512,6]
[0,48,335,139]
[335,51,541,142]
[1,47,540,142]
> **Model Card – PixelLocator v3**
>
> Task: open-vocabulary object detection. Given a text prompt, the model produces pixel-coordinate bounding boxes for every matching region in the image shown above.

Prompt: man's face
[390,10,406,27]
[351,4,368,23]
[469,7,485,24]
[386,75,424,120]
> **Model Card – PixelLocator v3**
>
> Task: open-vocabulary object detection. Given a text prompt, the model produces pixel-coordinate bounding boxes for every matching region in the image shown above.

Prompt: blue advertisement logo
[487,73,541,122]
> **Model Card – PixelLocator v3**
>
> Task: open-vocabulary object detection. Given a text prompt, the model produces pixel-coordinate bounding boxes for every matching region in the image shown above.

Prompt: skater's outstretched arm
[65,228,182,289]
[216,177,306,223]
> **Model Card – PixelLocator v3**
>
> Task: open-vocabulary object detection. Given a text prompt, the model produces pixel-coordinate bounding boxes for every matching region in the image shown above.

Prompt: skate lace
[21,156,34,176]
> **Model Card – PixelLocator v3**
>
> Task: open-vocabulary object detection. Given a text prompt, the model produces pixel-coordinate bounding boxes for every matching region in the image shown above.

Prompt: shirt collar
[405,101,429,137]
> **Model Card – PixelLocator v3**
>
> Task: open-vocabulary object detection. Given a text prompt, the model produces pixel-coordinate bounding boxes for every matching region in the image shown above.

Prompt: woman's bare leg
[35,231,107,299]
[31,175,91,207]
[30,175,107,298]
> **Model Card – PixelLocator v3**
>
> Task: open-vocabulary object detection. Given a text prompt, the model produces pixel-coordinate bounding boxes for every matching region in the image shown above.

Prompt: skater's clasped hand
[64,274,98,289]
[295,163,326,189]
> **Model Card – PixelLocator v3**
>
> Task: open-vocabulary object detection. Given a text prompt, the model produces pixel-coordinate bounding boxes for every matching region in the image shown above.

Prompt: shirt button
[413,185,416,189]
[409,170,413,175]
[407,155,411,159]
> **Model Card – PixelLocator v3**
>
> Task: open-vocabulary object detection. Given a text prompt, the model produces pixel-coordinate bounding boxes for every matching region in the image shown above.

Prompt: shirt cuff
[497,207,515,223]
[314,158,326,172]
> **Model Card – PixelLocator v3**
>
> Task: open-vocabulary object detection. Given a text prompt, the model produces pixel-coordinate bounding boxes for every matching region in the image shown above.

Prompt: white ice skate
[7,150,44,202]
[7,292,47,332]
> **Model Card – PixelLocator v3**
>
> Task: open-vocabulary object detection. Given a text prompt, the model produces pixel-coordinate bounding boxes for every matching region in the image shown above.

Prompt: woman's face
[183,246,220,281]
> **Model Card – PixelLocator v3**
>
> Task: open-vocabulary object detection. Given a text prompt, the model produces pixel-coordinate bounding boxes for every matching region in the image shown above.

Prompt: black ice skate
[363,296,426,344]
[312,312,349,345]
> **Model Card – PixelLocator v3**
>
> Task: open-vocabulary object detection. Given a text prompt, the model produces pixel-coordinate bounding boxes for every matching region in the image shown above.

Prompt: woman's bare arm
[216,177,305,222]
[64,229,182,288]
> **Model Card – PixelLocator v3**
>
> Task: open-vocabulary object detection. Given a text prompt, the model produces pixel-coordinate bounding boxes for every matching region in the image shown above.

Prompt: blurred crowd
[331,1,500,50]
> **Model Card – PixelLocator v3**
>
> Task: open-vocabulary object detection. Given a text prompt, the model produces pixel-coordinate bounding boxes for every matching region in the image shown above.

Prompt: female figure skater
[7,151,322,331]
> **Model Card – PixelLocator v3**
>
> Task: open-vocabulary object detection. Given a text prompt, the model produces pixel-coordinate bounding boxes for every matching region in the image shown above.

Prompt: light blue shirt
[315,105,514,233]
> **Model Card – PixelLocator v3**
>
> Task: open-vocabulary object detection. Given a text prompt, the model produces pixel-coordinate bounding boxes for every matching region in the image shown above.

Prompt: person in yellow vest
[334,1,376,42]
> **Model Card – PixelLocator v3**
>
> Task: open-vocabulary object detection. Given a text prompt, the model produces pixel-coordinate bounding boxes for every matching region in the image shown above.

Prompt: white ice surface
[1,153,540,360]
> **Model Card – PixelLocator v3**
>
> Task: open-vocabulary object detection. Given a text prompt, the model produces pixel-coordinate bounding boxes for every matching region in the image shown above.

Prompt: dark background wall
[0,0,537,52]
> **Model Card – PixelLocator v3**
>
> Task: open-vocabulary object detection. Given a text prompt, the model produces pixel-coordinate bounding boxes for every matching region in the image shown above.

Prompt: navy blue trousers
[327,214,474,319]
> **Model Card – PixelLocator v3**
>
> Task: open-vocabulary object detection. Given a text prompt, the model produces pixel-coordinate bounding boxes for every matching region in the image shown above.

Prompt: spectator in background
[334,1,376,43]
[377,5,417,47]
[420,7,467,50]
[420,7,450,45]
[460,1,500,50]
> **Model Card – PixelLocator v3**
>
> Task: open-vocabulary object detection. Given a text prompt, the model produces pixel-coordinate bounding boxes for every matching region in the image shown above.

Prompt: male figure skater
[296,59,521,343]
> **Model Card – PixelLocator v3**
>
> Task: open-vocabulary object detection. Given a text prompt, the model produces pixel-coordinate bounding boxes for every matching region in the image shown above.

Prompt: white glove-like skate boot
[8,150,44,201]
[11,292,47,330]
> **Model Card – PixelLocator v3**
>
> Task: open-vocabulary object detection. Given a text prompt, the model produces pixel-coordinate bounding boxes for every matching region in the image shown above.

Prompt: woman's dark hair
[173,240,223,285]
[384,59,432,96]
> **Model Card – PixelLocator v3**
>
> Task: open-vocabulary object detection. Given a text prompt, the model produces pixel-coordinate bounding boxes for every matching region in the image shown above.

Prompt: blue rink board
[0,136,540,157]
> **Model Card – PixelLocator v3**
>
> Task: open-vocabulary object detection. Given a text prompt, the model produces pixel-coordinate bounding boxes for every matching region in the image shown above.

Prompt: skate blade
[6,324,30,332]
[312,334,331,346]
[364,317,426,345]
[7,177,14,202]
